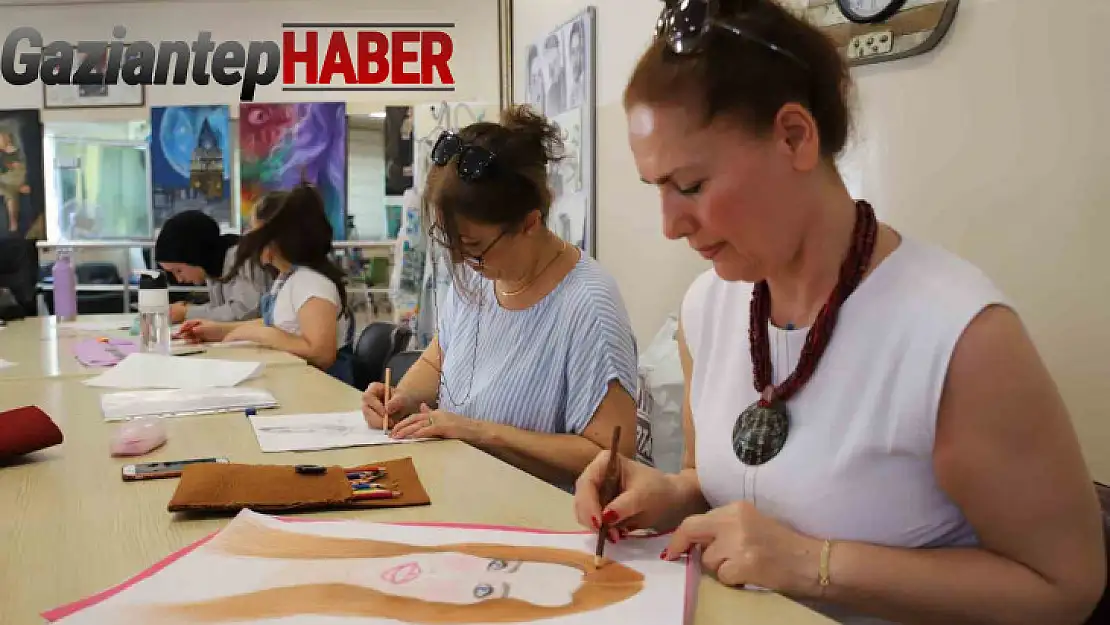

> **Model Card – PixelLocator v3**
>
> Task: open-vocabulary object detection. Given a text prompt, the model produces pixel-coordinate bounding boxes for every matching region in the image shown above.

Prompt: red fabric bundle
[0,405,64,458]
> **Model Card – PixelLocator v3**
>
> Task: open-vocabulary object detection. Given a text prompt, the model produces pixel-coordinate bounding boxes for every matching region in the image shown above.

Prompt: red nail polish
[659,549,668,559]
[590,516,599,530]
[601,510,620,524]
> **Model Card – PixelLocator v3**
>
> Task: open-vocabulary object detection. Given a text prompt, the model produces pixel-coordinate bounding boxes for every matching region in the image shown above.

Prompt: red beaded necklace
[732,200,878,465]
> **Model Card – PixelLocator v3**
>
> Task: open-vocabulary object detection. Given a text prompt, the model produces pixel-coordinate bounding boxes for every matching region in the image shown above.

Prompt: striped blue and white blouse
[436,255,638,435]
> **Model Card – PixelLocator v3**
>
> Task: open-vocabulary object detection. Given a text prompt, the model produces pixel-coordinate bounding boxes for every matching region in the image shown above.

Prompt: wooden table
[0,342,832,624]
[0,314,304,380]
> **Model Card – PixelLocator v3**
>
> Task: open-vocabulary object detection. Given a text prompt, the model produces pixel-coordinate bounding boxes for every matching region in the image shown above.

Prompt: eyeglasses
[431,132,496,182]
[655,0,808,70]
[427,223,508,270]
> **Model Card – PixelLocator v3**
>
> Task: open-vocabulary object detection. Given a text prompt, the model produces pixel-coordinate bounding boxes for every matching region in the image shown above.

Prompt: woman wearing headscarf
[155,210,271,323]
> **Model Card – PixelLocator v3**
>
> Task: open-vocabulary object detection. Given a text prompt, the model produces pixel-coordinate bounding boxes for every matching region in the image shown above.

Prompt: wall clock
[836,0,907,24]
[792,0,960,67]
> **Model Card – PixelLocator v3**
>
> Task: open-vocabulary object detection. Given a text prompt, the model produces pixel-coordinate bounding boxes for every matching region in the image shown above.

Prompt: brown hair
[625,0,853,158]
[424,105,563,274]
[223,183,347,310]
[142,517,643,624]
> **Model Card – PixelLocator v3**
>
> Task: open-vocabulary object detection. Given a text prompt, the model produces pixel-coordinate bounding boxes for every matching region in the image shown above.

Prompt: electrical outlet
[847,30,894,60]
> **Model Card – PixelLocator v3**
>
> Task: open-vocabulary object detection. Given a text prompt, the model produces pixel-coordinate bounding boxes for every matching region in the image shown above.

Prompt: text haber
[282,30,454,85]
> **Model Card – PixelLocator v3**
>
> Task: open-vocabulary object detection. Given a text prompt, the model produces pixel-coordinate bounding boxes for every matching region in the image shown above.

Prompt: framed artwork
[0,110,46,240]
[149,105,232,228]
[42,45,146,109]
[522,7,596,257]
[238,102,348,239]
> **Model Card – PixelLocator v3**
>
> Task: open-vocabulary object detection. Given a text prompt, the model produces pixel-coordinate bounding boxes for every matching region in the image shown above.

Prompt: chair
[0,238,38,318]
[384,350,423,383]
[351,322,412,391]
[1085,482,1110,624]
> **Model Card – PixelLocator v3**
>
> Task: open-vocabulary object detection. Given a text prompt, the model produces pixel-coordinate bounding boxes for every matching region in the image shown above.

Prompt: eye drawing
[473,583,495,599]
[487,559,507,571]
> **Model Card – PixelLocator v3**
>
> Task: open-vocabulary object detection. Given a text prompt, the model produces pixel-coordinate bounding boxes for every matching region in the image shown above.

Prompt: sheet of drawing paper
[100,387,279,421]
[48,509,687,625]
[83,353,264,390]
[249,411,430,452]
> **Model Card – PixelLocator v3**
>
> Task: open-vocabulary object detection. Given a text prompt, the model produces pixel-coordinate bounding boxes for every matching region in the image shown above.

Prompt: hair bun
[501,104,564,165]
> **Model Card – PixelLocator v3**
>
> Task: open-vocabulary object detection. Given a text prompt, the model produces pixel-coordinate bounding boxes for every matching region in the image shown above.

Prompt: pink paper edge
[41,532,218,622]
[43,517,684,621]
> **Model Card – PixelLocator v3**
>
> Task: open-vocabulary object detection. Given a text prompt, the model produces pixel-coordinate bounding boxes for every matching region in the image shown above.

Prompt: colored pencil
[594,426,623,568]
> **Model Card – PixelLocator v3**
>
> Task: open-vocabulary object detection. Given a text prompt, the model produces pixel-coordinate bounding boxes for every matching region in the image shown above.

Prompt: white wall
[0,0,502,119]
[514,0,1110,480]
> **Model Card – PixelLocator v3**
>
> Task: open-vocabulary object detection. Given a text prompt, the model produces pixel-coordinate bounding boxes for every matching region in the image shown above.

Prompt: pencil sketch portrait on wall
[521,7,596,257]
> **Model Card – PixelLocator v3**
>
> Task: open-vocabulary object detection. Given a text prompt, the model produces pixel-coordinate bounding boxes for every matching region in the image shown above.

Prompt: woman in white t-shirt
[180,185,355,385]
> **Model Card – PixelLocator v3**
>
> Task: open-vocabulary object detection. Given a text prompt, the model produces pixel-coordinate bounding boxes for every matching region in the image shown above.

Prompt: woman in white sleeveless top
[575,1,1104,623]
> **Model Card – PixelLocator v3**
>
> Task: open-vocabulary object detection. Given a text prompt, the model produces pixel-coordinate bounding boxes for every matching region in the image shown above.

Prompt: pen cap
[137,271,169,311]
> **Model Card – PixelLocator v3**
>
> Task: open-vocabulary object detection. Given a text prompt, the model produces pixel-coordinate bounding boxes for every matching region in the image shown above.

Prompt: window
[44,121,151,241]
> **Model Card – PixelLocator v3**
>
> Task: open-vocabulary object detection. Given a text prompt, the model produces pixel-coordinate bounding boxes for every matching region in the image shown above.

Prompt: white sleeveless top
[681,236,1008,624]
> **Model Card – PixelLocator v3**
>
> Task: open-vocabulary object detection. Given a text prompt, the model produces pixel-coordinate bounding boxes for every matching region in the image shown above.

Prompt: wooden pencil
[383,368,392,432]
[594,426,622,568]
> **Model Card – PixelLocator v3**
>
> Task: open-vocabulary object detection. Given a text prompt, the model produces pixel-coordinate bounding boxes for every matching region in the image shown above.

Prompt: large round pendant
[732,400,790,466]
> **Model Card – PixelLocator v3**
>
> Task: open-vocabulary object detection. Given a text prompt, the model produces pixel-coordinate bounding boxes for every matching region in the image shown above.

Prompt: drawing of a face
[543,37,564,83]
[380,554,581,607]
[569,27,585,78]
[140,515,645,624]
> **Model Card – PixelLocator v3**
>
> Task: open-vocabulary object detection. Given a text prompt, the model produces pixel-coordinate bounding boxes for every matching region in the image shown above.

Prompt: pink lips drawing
[382,561,422,585]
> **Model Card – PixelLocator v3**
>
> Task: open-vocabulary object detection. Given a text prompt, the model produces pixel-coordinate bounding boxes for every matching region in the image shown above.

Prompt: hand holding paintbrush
[593,426,623,568]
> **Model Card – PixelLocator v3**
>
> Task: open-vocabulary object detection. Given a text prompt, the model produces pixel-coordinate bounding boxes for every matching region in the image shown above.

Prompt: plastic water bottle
[137,271,171,355]
[52,248,78,321]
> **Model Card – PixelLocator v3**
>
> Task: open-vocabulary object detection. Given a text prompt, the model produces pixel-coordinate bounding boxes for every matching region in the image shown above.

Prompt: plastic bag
[637,314,684,474]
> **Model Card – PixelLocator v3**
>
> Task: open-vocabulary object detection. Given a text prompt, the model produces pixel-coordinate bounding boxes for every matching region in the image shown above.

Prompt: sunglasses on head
[655,0,808,69]
[431,132,496,182]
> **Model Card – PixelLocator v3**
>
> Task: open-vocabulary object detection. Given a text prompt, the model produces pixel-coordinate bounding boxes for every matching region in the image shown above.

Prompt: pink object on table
[72,338,139,367]
[109,417,167,457]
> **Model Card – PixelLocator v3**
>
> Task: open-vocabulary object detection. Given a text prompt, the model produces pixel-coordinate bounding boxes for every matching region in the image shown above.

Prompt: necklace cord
[749,201,879,406]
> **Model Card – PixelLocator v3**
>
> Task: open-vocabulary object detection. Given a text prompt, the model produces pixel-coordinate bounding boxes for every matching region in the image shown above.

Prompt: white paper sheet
[83,353,264,390]
[100,387,279,421]
[49,509,689,625]
[249,411,430,452]
[0,358,14,369]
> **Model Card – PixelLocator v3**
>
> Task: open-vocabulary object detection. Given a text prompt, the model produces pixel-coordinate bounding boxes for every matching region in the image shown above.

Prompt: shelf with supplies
[34,239,399,315]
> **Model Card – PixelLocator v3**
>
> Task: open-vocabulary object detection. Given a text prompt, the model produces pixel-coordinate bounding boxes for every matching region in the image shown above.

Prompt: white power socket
[847,30,894,60]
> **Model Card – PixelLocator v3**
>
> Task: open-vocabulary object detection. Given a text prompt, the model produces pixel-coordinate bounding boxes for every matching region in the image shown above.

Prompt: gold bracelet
[818,539,834,592]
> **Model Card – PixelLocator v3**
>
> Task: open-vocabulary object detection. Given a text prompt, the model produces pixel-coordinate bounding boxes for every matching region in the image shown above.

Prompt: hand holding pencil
[574,431,690,554]
[360,372,414,430]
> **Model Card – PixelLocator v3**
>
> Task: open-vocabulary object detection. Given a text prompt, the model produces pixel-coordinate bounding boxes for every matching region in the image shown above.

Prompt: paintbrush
[594,426,622,568]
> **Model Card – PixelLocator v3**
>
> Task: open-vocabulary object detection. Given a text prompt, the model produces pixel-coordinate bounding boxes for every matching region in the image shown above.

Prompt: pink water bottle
[52,248,78,321]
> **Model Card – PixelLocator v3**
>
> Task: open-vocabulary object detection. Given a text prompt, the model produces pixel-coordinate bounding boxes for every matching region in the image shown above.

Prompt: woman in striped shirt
[362,106,639,489]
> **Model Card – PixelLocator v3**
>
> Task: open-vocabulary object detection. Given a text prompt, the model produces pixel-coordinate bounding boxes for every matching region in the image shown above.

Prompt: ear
[522,209,543,235]
[772,103,821,172]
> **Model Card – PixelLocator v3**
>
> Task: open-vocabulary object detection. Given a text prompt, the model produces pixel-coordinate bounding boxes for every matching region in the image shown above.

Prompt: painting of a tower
[150,105,232,227]
[190,119,225,200]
